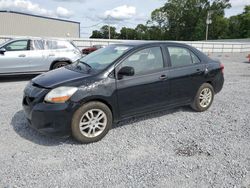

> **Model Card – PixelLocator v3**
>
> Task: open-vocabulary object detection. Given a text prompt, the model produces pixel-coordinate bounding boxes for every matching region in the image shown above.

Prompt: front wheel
[191,83,214,112]
[71,102,112,144]
[52,61,69,69]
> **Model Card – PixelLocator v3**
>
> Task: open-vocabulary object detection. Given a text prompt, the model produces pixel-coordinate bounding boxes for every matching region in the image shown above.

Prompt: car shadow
[242,61,250,64]
[0,75,37,82]
[113,106,194,129]
[11,106,194,146]
[11,110,77,146]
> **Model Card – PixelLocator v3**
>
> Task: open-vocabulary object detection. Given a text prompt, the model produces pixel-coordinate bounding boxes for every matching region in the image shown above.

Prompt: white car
[0,38,82,75]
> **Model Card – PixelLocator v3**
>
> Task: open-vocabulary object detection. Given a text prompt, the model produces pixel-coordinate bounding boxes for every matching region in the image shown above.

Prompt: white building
[0,11,80,38]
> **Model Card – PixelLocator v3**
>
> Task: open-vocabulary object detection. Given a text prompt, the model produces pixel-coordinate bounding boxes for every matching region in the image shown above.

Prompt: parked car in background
[0,38,82,75]
[82,45,105,54]
[23,42,224,144]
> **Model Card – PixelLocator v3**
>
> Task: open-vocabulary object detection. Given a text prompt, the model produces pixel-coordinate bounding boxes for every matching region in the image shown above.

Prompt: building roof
[0,10,80,25]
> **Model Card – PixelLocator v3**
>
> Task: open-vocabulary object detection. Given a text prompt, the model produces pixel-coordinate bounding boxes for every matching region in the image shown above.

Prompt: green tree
[90,30,103,38]
[120,27,128,39]
[100,25,117,39]
[148,8,169,40]
[240,6,250,38]
[226,5,250,39]
[149,0,231,40]
[135,24,149,40]
[89,3,249,40]
[228,15,242,38]
[120,27,139,40]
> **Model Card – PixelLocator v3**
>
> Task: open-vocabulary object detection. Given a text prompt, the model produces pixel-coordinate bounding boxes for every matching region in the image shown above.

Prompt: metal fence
[1,35,250,53]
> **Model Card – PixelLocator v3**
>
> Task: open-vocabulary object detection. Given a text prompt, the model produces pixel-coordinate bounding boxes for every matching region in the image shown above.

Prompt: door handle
[49,54,55,57]
[19,54,26,57]
[159,75,167,80]
[196,68,208,74]
[205,67,209,74]
[196,68,204,74]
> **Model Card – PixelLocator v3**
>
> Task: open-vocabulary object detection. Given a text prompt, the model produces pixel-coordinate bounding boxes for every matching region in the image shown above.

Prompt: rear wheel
[191,83,214,112]
[71,102,112,144]
[52,61,69,69]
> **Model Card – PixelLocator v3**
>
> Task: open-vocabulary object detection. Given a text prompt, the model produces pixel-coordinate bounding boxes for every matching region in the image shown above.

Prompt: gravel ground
[0,53,249,188]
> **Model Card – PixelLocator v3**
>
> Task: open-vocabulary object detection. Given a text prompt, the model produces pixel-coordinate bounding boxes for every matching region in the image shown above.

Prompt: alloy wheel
[55,64,65,68]
[79,109,107,138]
[199,88,212,108]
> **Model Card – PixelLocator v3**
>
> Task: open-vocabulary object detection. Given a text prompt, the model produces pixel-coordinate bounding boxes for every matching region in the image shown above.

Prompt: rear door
[43,40,80,68]
[115,45,171,118]
[0,40,31,73]
[28,39,48,72]
[165,45,206,104]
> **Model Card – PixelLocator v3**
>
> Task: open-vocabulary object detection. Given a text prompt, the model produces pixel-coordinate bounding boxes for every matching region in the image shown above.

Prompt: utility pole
[126,28,128,40]
[108,24,111,40]
[107,16,111,40]
[206,11,213,41]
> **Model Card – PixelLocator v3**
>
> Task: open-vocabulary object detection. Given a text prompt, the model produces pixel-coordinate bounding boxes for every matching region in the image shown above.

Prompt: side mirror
[118,66,135,79]
[0,48,6,55]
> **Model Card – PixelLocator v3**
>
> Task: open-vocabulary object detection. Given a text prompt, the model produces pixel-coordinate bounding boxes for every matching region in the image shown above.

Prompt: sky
[0,0,249,38]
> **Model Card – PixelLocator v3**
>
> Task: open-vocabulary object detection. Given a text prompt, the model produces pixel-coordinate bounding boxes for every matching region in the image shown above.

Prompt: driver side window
[121,47,164,76]
[4,40,29,51]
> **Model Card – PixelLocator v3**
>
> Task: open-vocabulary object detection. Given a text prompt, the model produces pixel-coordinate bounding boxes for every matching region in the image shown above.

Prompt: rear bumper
[214,74,224,94]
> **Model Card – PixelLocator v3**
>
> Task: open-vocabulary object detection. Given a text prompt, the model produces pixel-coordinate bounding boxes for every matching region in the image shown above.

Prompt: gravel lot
[0,53,249,188]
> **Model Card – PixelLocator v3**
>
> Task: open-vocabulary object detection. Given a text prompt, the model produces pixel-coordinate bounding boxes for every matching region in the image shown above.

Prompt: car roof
[5,37,70,42]
[0,38,72,48]
[113,41,191,48]
[111,41,210,62]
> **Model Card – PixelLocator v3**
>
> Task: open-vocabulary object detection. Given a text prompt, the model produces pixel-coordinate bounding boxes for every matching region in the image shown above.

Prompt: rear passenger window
[31,40,45,50]
[168,47,200,67]
[191,52,201,64]
[45,40,73,50]
[46,40,58,49]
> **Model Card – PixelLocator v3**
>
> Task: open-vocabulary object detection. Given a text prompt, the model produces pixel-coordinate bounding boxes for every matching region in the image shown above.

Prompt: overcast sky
[0,0,249,38]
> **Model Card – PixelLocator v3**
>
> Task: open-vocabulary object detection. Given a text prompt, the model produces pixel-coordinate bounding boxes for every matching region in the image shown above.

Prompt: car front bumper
[22,83,78,137]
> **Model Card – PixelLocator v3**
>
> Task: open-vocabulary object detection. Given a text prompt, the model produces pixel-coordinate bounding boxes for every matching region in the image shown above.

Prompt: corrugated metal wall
[0,12,80,38]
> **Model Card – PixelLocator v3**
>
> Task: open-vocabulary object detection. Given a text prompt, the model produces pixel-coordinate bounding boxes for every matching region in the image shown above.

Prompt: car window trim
[31,39,45,51]
[167,62,202,70]
[114,45,167,79]
[189,50,201,64]
[165,45,202,69]
[116,68,169,81]
[3,39,30,52]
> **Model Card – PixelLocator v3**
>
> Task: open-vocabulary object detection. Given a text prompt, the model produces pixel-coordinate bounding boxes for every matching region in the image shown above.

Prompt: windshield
[73,45,132,71]
[0,39,12,47]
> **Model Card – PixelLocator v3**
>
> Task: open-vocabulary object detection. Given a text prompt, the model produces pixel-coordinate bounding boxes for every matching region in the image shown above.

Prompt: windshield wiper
[76,65,82,70]
[79,61,92,70]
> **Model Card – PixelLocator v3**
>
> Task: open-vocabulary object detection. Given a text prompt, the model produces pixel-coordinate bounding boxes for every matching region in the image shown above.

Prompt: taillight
[220,63,224,74]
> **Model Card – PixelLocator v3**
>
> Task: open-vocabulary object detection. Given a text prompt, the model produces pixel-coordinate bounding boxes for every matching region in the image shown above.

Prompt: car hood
[32,67,91,88]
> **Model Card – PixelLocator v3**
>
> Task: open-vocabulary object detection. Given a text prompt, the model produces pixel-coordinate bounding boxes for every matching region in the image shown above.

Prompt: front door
[116,46,170,118]
[0,40,31,74]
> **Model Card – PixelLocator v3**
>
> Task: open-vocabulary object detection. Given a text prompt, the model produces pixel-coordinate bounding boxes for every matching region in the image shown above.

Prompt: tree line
[90,0,250,41]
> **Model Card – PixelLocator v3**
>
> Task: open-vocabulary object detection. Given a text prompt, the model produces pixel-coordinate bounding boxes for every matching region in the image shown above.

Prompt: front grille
[23,82,49,106]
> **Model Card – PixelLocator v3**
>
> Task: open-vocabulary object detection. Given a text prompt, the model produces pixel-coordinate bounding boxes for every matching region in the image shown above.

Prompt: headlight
[44,87,78,103]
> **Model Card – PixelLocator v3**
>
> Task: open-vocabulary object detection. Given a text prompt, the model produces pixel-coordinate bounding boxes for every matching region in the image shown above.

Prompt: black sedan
[23,42,224,144]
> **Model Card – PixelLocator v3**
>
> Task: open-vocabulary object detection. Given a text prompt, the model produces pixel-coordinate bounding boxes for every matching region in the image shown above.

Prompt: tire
[191,83,214,112]
[52,61,69,69]
[71,102,113,144]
